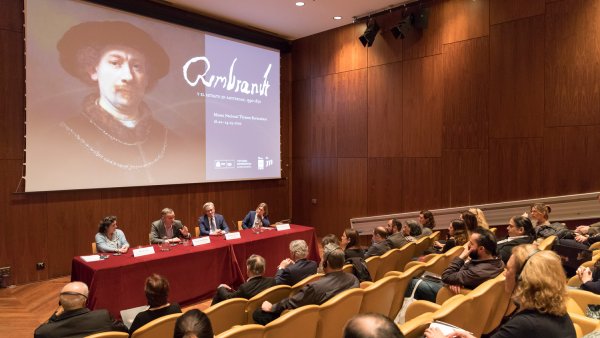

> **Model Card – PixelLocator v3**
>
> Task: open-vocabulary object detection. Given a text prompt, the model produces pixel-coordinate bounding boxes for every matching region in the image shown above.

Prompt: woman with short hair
[129,274,181,335]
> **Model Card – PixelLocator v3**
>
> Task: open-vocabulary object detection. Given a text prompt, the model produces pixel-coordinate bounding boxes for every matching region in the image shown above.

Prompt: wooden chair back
[359,276,397,315]
[376,249,401,280]
[205,297,248,335]
[245,285,291,324]
[365,256,381,282]
[85,332,129,338]
[263,305,320,338]
[216,324,264,338]
[290,273,324,296]
[316,288,364,338]
[130,313,182,338]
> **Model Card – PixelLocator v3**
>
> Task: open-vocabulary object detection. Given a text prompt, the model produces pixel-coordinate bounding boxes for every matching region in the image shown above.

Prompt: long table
[71,225,320,317]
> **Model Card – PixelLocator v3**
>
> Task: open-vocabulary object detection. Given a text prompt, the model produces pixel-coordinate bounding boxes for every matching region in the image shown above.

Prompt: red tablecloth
[71,224,319,317]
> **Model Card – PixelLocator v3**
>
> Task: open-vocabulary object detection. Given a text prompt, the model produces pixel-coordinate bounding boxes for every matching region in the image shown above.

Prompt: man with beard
[405,228,504,302]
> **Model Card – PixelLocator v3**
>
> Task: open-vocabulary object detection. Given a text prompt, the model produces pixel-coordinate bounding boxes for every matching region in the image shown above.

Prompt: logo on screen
[257,157,273,170]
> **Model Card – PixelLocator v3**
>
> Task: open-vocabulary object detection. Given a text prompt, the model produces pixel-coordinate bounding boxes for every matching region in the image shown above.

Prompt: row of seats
[86,313,182,338]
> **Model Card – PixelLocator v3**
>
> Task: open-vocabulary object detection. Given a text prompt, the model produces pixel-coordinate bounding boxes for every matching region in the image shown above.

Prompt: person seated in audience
[173,309,213,338]
[198,202,229,236]
[95,215,129,254]
[387,218,410,249]
[419,210,436,236]
[461,210,479,235]
[253,245,359,325]
[469,207,490,229]
[129,274,181,335]
[275,239,318,285]
[211,254,276,305]
[343,312,405,338]
[433,219,468,253]
[241,202,270,229]
[341,228,365,259]
[575,260,600,295]
[497,216,535,263]
[406,228,504,302]
[404,220,422,241]
[34,281,127,338]
[150,208,191,244]
[426,244,576,338]
[573,194,600,242]
[364,226,391,258]
[322,233,340,247]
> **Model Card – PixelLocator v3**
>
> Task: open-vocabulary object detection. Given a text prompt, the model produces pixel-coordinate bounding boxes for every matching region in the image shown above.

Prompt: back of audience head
[406,220,422,237]
[473,227,497,256]
[419,210,435,229]
[173,309,213,338]
[342,228,360,249]
[469,207,489,229]
[449,219,467,239]
[246,254,266,277]
[289,239,309,260]
[461,210,478,232]
[145,273,170,308]
[373,226,388,240]
[530,203,551,221]
[343,313,404,338]
[59,282,89,311]
[507,244,567,316]
[321,233,340,248]
[509,216,535,238]
[323,245,345,271]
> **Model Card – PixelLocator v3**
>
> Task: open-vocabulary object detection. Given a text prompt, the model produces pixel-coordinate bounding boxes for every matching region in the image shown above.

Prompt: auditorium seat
[402,294,471,334]
[316,288,364,338]
[289,273,323,296]
[396,242,416,271]
[264,305,320,338]
[365,256,381,282]
[216,324,264,338]
[538,235,557,251]
[376,249,401,280]
[245,285,291,324]
[359,275,397,315]
[85,332,128,338]
[205,297,248,335]
[413,236,431,257]
[92,242,97,254]
[384,263,426,319]
[130,313,182,338]
[342,263,353,274]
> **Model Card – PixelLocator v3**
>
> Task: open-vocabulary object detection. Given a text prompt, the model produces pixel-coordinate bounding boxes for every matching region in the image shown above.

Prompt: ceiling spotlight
[295,2,305,6]
[333,16,342,20]
[359,19,380,47]
[391,14,414,39]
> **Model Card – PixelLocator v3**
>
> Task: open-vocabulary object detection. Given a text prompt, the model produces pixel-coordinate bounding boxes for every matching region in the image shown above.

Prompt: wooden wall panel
[367,63,403,157]
[402,158,442,211]
[442,37,489,149]
[402,55,443,157]
[336,70,368,157]
[489,15,544,138]
[0,0,22,31]
[367,158,404,216]
[337,158,368,228]
[311,75,338,157]
[291,80,312,158]
[488,138,543,203]
[367,14,403,67]
[0,161,22,276]
[490,0,545,25]
[441,150,489,207]
[545,0,600,126]
[543,126,600,196]
[441,0,489,44]
[0,30,24,159]
[402,0,444,60]
[291,158,312,226]
[291,37,312,81]
[311,24,367,77]
[100,188,151,248]
[309,158,338,236]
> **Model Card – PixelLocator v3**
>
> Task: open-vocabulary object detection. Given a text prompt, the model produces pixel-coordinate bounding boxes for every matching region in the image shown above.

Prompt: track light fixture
[391,14,414,39]
[359,19,380,47]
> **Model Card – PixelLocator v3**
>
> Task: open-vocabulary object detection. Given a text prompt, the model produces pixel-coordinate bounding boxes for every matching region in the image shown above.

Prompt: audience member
[404,220,422,241]
[275,239,318,285]
[341,228,365,259]
[469,207,490,229]
[406,228,504,302]
[173,309,213,338]
[129,274,181,335]
[387,218,410,249]
[364,226,391,258]
[343,312,405,338]
[426,244,576,338]
[198,202,229,236]
[253,246,358,325]
[461,210,479,234]
[211,254,275,305]
[497,216,535,263]
[150,208,191,244]
[419,210,436,236]
[322,233,340,248]
[95,215,129,253]
[242,202,270,229]
[433,219,468,253]
[573,194,600,242]
[576,260,600,295]
[34,282,126,338]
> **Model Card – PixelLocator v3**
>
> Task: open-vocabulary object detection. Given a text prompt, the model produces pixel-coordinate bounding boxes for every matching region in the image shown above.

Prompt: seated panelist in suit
[150,208,191,244]
[275,239,318,285]
[199,201,229,236]
[242,202,271,229]
[211,254,276,305]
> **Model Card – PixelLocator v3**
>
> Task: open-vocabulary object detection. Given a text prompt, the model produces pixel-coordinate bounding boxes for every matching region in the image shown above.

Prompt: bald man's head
[59,282,89,311]
[343,313,404,338]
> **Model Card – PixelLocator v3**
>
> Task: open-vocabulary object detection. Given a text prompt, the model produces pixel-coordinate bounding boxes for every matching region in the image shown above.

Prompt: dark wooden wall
[291,0,600,237]
[0,1,292,284]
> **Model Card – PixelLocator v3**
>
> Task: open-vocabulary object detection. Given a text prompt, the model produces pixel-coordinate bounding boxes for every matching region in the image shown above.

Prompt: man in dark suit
[386,218,410,249]
[242,202,271,229]
[198,201,230,236]
[254,245,359,325]
[211,254,276,305]
[150,208,191,244]
[275,239,318,285]
[364,226,392,258]
[34,281,127,338]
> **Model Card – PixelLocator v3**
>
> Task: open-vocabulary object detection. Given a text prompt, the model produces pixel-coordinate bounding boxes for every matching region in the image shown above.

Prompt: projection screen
[24,0,281,192]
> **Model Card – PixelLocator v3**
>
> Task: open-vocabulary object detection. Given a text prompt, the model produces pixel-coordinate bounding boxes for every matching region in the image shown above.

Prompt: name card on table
[192,237,211,246]
[276,224,291,231]
[225,232,242,240]
[80,255,101,262]
[133,246,156,257]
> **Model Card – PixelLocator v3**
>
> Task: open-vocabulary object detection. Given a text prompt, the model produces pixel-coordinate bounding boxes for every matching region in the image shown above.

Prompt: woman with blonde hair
[469,207,489,229]
[425,244,576,338]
